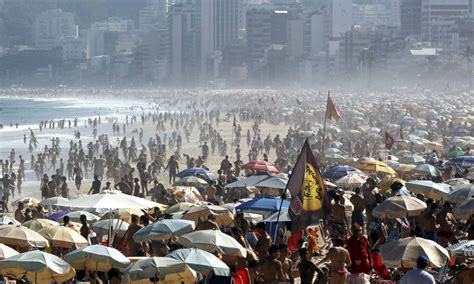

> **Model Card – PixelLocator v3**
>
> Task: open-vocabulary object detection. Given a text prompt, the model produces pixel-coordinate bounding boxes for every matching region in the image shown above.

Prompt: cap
[417,256,429,266]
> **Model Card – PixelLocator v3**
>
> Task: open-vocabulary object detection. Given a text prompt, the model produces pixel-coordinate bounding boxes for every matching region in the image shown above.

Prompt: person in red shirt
[345,223,371,275]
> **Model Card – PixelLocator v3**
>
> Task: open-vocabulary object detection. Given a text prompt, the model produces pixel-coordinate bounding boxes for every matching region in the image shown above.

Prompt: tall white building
[33,9,76,49]
[331,0,353,37]
[200,0,240,77]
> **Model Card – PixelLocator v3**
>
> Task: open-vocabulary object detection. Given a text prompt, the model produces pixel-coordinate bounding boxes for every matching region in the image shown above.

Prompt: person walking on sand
[165,155,179,185]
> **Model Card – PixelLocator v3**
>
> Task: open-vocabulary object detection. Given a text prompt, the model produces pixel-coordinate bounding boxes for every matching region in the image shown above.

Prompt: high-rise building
[139,0,169,32]
[330,0,352,37]
[400,0,422,37]
[200,0,240,77]
[246,7,272,69]
[271,10,289,45]
[169,2,200,85]
[310,13,327,54]
[421,0,470,46]
[33,9,76,49]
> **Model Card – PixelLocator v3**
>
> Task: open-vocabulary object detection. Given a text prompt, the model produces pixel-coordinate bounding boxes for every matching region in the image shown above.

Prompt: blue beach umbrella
[176,167,218,182]
[236,198,289,212]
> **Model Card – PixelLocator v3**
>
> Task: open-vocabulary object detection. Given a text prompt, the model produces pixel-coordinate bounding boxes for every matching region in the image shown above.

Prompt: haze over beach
[0,0,474,283]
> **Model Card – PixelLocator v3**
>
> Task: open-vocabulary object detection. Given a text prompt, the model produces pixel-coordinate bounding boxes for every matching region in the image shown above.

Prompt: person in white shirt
[400,256,435,284]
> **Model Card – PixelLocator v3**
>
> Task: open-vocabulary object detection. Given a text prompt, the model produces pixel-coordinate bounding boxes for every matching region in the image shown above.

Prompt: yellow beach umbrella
[37,225,89,249]
[0,225,49,248]
[378,178,406,192]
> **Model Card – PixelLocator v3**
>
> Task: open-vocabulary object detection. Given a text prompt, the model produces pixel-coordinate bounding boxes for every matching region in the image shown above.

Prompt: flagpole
[321,91,330,166]
[272,138,308,244]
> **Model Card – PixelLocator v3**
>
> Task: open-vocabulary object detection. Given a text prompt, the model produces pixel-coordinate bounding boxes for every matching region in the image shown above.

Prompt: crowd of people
[0,88,473,283]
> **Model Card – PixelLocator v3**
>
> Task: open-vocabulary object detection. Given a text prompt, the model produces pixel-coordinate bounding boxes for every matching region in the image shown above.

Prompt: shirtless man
[256,245,284,283]
[317,238,351,284]
[422,203,438,241]
[114,177,131,195]
[297,247,318,284]
[278,244,294,283]
[436,202,457,246]
[330,194,350,238]
[254,222,271,259]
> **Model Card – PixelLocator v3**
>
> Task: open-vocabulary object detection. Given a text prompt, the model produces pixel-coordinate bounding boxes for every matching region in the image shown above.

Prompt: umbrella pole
[35,272,37,284]
[108,208,113,247]
[320,91,330,165]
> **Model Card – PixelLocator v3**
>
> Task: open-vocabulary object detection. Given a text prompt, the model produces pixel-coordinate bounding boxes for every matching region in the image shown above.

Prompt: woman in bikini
[317,238,351,284]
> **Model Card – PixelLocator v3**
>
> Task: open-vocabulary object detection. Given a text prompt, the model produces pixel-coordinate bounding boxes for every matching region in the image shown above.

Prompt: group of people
[0,89,473,283]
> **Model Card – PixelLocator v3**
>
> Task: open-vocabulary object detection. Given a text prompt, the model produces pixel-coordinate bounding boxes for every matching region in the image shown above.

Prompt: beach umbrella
[167,248,230,276]
[0,244,19,260]
[399,155,425,165]
[175,167,218,182]
[177,230,247,257]
[413,164,442,177]
[380,237,449,269]
[174,176,209,187]
[0,250,75,283]
[372,196,427,219]
[182,205,234,226]
[170,186,204,203]
[445,155,474,169]
[100,208,147,224]
[451,127,470,136]
[48,210,70,221]
[64,244,130,272]
[0,215,20,225]
[354,159,396,175]
[447,149,465,158]
[444,178,470,187]
[324,180,337,188]
[0,225,49,248]
[39,197,69,207]
[263,209,291,222]
[134,219,195,242]
[37,225,88,249]
[425,142,444,152]
[63,191,165,209]
[447,240,474,257]
[326,148,341,154]
[93,219,129,237]
[325,153,346,161]
[22,219,59,231]
[236,197,289,212]
[242,212,263,224]
[405,181,451,200]
[453,199,474,220]
[164,202,196,214]
[225,175,269,188]
[241,160,279,173]
[378,178,406,192]
[254,176,288,190]
[124,257,196,283]
[391,163,416,173]
[335,174,367,189]
[323,165,363,180]
[448,184,474,204]
[60,211,100,223]
[395,150,412,157]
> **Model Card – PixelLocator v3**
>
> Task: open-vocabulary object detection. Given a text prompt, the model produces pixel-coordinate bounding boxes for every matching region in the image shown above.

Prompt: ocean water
[0,95,148,159]
[0,96,112,127]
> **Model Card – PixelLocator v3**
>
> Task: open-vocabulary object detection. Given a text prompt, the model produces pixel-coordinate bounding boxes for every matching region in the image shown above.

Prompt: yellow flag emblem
[302,163,323,211]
